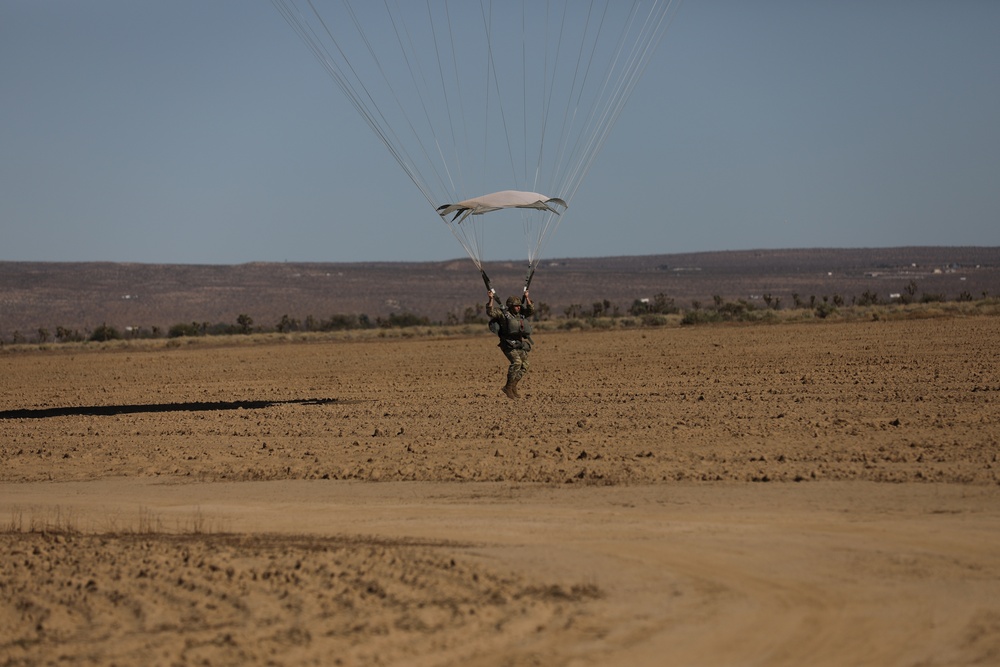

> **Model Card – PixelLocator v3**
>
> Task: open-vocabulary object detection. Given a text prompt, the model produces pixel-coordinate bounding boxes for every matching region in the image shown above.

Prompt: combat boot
[510,376,521,398]
[502,379,517,400]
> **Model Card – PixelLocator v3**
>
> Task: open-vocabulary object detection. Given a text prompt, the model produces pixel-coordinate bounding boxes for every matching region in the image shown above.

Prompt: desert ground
[2,317,999,666]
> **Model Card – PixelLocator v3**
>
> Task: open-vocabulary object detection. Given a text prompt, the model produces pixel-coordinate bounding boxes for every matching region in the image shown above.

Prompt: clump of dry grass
[3,505,225,536]
[4,505,79,535]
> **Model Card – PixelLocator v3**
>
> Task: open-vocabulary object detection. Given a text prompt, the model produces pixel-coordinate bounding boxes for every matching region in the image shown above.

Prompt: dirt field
[2,317,1000,666]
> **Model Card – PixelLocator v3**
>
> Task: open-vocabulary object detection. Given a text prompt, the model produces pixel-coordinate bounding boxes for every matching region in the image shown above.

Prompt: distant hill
[2,247,999,341]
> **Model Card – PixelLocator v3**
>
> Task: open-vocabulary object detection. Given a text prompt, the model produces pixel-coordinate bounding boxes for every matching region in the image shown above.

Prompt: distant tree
[815,302,836,319]
[37,328,50,343]
[325,314,360,330]
[60,326,85,342]
[89,323,121,342]
[276,314,299,333]
[857,289,879,306]
[379,312,429,328]
[205,322,238,336]
[628,294,674,316]
[718,300,749,318]
[462,305,484,324]
[628,299,649,316]
[651,293,677,314]
[237,314,253,334]
[168,322,203,338]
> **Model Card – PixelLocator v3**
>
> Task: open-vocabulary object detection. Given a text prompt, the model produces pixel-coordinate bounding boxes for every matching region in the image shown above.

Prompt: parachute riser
[522,264,536,299]
[481,269,495,297]
[482,265,533,303]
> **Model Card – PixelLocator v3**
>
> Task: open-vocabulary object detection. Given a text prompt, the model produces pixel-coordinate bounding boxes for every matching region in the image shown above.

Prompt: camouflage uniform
[488,295,534,398]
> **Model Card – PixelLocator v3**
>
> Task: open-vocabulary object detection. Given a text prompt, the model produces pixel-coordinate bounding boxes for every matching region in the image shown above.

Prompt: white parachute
[272,0,681,292]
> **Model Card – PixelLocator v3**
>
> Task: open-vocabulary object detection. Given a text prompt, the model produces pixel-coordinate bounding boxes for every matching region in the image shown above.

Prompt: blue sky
[2,1,998,265]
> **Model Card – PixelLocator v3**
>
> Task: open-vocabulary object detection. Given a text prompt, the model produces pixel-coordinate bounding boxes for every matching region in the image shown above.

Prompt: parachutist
[487,291,535,400]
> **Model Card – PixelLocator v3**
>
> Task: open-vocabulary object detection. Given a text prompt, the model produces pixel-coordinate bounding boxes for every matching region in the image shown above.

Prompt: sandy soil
[2,318,999,666]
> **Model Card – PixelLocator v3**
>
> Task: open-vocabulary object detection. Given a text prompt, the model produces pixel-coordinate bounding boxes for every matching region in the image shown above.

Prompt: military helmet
[506,295,521,309]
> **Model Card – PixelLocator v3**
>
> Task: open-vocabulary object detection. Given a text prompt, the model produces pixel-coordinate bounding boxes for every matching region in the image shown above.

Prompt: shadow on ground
[0,398,350,420]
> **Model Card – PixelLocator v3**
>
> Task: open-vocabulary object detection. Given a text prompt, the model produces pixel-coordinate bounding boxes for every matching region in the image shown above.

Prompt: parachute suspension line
[551,0,636,202]
[378,1,462,207]
[272,0,440,208]
[478,0,492,204]
[431,0,465,198]
[442,212,486,274]
[558,0,682,204]
[530,0,682,268]
[325,0,439,206]
[521,4,540,267]
[480,0,520,197]
[520,5,534,268]
[535,0,566,196]
[549,0,603,201]
[432,0,497,274]
[526,209,562,267]
[526,5,566,270]
[520,0,573,270]
[526,0,598,268]
[521,2,529,191]
[526,1,607,266]
[445,1,474,200]
[380,3,441,195]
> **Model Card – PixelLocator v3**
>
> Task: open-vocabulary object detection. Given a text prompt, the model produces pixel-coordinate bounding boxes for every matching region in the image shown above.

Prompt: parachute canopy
[437,191,568,224]
[272,0,681,278]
